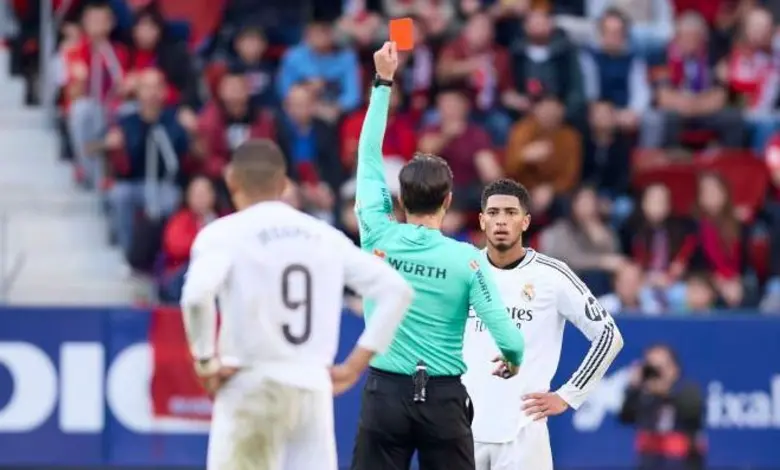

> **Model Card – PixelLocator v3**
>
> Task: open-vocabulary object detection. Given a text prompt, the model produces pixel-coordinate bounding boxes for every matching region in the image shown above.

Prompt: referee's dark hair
[399,152,454,215]
[481,179,532,213]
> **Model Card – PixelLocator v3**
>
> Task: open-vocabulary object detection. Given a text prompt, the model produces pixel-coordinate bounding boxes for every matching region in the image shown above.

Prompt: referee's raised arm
[354,44,398,247]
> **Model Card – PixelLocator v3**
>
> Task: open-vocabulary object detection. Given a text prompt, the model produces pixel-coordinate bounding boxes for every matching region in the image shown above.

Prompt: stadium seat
[700,151,769,216]
[633,166,697,216]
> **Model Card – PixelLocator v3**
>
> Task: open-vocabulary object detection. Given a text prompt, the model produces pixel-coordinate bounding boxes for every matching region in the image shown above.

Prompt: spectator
[277,20,361,123]
[599,261,663,315]
[643,12,745,149]
[505,97,582,195]
[720,7,780,151]
[212,0,311,49]
[580,9,652,138]
[436,11,514,143]
[582,102,633,213]
[105,69,188,255]
[511,9,587,125]
[540,185,626,295]
[418,88,503,211]
[680,272,719,313]
[389,0,459,45]
[340,84,416,172]
[622,183,697,307]
[396,17,436,124]
[195,73,276,181]
[159,176,218,303]
[759,140,780,312]
[619,343,705,469]
[277,83,343,224]
[693,172,745,307]
[127,5,199,111]
[67,0,129,189]
[557,0,674,60]
[227,25,278,110]
[336,0,384,51]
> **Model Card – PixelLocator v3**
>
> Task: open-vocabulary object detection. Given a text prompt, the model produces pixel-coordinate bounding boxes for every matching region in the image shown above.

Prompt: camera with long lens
[641,363,662,381]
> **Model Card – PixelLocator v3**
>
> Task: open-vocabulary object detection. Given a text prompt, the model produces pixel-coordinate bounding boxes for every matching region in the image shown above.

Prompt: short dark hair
[599,7,630,33]
[398,153,453,214]
[481,179,532,213]
[82,0,112,13]
[230,139,287,192]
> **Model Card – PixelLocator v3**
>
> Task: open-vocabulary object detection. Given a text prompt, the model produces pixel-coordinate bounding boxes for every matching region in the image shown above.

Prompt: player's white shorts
[474,420,553,470]
[207,369,337,470]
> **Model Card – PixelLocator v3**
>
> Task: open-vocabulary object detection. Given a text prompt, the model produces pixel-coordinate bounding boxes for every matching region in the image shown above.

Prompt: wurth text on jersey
[385,257,448,279]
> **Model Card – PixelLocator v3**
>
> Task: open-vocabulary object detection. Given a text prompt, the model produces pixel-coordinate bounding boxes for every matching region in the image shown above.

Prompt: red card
[389,18,415,51]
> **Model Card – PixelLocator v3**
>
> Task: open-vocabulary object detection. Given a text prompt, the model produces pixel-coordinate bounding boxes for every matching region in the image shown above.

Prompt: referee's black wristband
[373,75,393,88]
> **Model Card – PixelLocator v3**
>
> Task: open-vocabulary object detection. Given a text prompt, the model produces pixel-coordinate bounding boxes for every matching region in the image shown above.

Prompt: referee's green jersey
[355,86,525,376]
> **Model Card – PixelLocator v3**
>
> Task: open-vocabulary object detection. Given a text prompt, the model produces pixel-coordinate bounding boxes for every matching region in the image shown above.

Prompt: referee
[350,42,526,470]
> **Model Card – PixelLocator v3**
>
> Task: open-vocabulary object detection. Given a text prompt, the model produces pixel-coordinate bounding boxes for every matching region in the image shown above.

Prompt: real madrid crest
[522,283,535,302]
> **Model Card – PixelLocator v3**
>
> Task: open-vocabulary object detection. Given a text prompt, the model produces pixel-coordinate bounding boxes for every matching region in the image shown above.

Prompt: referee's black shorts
[350,367,475,470]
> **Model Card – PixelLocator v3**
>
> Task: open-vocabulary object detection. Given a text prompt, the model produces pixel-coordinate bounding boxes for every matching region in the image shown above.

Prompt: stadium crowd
[4,0,780,313]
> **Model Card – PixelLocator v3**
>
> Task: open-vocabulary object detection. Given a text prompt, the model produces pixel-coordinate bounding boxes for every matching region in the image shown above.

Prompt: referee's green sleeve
[468,255,525,366]
[355,86,396,247]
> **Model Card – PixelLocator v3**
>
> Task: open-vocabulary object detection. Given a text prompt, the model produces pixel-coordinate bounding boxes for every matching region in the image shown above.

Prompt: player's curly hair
[481,179,532,213]
[398,152,454,215]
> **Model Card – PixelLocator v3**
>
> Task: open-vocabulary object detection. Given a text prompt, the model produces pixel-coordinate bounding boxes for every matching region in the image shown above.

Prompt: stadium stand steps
[0,50,138,305]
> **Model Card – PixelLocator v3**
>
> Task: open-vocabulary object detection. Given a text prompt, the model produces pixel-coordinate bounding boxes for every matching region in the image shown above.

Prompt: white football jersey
[462,249,623,443]
[181,201,411,392]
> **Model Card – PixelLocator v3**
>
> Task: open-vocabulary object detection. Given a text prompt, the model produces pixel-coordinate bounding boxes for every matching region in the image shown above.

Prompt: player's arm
[332,234,413,394]
[468,255,525,368]
[180,228,231,363]
[553,262,624,410]
[355,44,397,245]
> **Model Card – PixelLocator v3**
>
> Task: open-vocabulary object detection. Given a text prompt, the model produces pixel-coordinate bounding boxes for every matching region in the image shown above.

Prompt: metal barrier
[38,0,56,127]
[0,213,24,303]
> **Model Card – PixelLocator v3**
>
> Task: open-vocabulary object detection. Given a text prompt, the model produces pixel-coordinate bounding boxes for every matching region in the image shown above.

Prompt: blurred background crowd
[2,0,780,314]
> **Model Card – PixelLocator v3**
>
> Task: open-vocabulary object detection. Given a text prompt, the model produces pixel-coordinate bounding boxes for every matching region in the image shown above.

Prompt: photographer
[619,344,705,470]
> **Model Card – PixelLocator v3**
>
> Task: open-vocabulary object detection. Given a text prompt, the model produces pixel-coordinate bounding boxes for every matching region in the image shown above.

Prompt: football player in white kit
[180,139,414,470]
[462,179,624,470]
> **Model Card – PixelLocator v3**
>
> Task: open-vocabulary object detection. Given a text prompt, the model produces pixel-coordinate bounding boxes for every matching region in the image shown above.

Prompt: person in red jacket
[159,176,218,303]
[693,172,745,308]
[194,72,276,180]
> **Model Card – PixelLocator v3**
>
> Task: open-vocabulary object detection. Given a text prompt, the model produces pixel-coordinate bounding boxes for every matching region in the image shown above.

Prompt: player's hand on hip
[522,392,569,421]
[330,363,362,396]
[374,41,399,81]
[491,355,519,379]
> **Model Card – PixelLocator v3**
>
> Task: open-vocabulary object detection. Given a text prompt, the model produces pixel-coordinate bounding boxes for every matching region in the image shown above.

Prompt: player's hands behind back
[194,358,238,396]
[374,41,399,81]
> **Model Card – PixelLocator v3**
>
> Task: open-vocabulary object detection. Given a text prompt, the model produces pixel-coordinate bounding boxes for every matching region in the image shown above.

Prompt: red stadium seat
[633,151,770,217]
[680,129,717,150]
[632,165,697,216]
[156,0,226,47]
[699,151,769,215]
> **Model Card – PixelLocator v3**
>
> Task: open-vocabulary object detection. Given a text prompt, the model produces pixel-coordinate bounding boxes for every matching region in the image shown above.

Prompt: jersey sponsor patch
[373,248,386,259]
[469,260,480,271]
